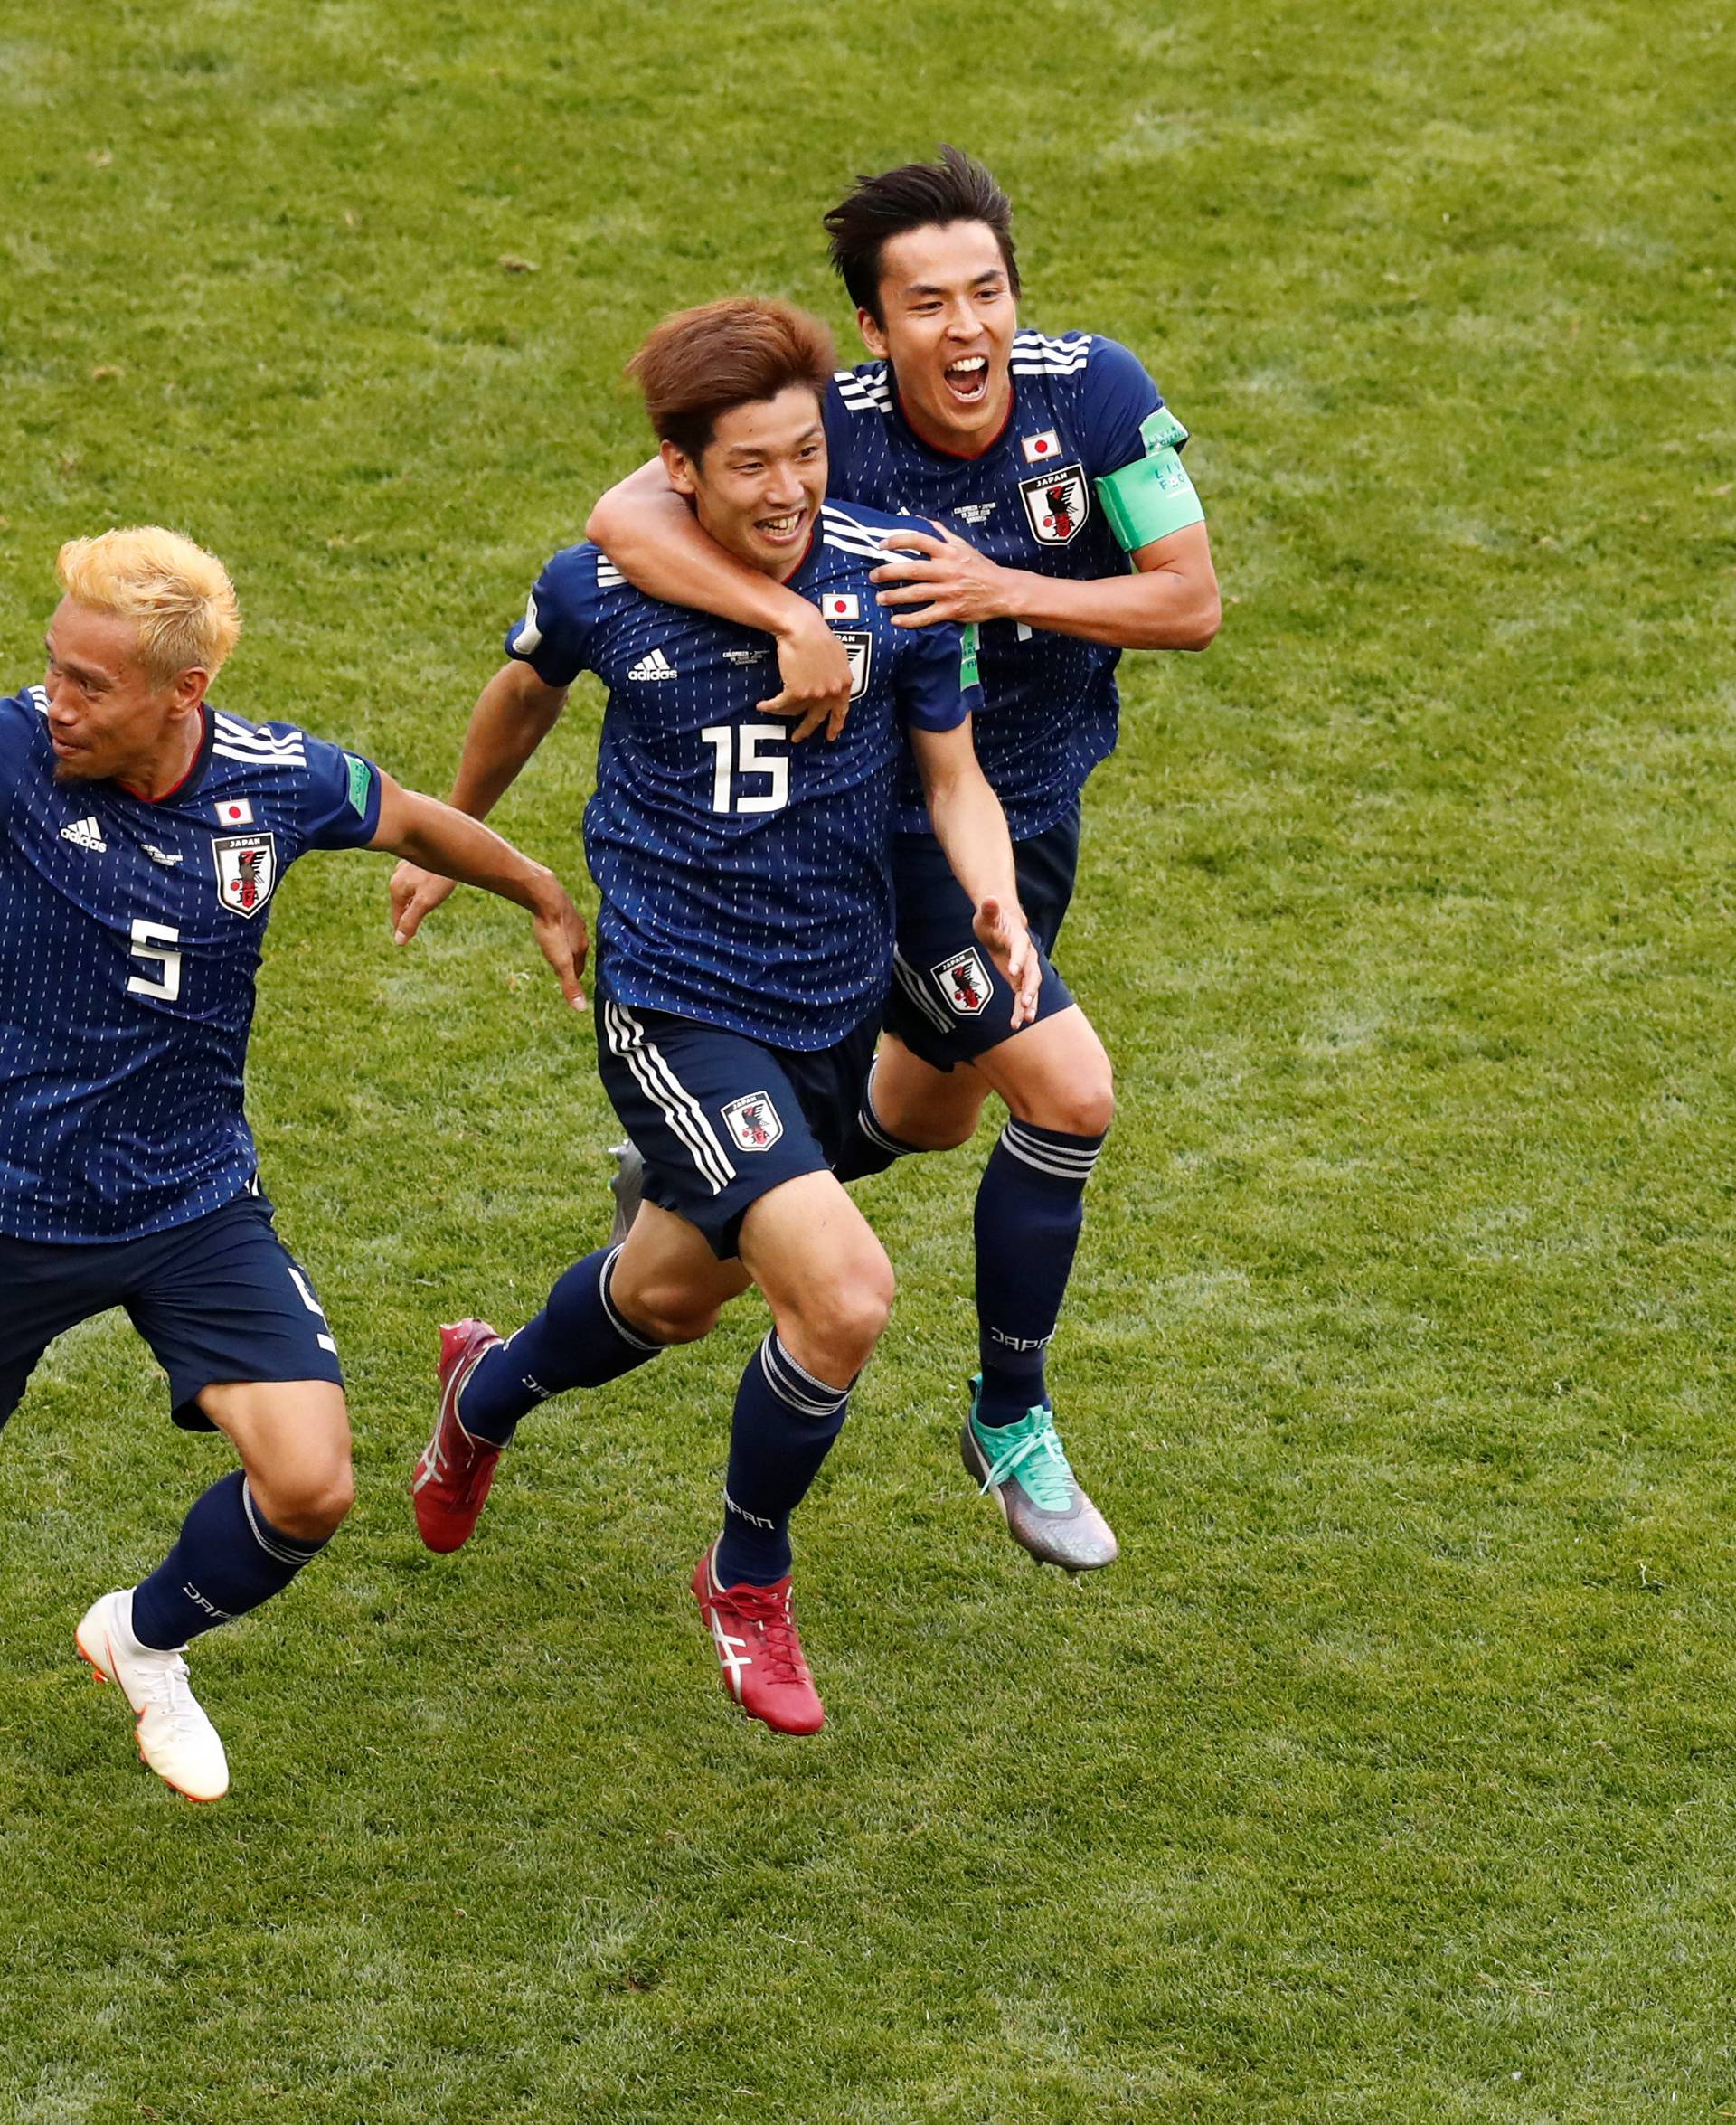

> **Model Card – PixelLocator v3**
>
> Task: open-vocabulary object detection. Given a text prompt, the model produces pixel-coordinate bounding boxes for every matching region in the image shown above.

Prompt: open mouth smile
[942,354,990,404]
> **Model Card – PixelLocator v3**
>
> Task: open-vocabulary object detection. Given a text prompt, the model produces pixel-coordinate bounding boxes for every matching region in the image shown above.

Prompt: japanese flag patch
[821,592,860,621]
[1022,430,1062,464]
[214,797,254,827]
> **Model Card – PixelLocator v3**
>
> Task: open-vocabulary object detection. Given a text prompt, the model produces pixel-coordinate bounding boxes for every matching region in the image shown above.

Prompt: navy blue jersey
[506,503,980,1049]
[0,688,382,1243]
[824,329,1195,838]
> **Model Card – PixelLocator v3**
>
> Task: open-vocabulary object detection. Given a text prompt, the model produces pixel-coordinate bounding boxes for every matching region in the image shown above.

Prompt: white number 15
[701,722,788,815]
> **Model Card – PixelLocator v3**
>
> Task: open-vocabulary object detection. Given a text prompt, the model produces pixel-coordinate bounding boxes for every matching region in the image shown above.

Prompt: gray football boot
[959,1375,1118,1572]
[607,1139,646,1247]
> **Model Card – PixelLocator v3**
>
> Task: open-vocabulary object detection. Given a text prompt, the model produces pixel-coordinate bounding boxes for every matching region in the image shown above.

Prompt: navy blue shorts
[596,981,879,1261]
[884,804,1080,1072]
[0,1192,344,1433]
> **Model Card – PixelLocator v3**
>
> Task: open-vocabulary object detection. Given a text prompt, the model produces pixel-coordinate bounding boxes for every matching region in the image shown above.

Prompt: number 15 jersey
[506,501,983,1052]
[0,688,382,1243]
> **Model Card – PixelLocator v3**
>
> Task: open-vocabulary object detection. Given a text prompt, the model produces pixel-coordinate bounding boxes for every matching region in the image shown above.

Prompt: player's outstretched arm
[373,771,589,1008]
[587,459,852,741]
[909,722,1040,1030]
[873,519,1221,651]
[388,659,568,944]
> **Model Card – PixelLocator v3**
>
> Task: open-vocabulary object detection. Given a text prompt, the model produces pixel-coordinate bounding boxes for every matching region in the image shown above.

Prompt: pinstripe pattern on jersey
[0,690,380,1242]
[516,519,973,1051]
[821,328,1174,843]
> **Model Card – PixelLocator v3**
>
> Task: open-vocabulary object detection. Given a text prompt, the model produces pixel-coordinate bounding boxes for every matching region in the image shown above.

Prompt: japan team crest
[1017,462,1090,546]
[932,947,992,1017]
[835,628,873,700]
[722,1091,784,1153]
[212,830,278,918]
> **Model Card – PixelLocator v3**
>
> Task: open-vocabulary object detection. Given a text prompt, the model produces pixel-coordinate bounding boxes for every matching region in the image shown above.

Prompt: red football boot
[691,1546,826,1735]
[411,1318,505,1553]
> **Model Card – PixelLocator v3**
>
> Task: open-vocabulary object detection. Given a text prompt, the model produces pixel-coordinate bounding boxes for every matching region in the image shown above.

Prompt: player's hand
[973,897,1041,1028]
[390,861,458,943]
[530,886,590,1010]
[759,607,854,741]
[873,526,1015,628]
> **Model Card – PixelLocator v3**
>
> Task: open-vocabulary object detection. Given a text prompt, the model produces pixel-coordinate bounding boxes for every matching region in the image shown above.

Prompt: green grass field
[4,2,1735,2118]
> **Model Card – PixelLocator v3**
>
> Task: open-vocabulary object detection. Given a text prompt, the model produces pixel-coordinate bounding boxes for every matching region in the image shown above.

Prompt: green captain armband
[1095,448,1204,552]
[960,621,980,693]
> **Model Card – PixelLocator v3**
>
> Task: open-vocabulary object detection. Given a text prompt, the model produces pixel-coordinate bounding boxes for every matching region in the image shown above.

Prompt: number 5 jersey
[0,686,382,1242]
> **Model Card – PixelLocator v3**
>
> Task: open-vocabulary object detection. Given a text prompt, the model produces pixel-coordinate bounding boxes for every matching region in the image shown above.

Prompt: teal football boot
[960,1377,1118,1572]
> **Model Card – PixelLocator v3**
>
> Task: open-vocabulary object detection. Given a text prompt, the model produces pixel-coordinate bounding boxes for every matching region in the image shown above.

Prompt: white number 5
[127,918,183,1002]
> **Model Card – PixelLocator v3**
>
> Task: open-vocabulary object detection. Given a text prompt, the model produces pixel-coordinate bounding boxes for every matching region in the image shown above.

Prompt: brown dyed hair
[824,146,1020,324]
[625,298,836,462]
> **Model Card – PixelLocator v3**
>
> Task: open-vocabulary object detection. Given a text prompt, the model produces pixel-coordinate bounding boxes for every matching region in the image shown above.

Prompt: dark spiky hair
[823,146,1020,323]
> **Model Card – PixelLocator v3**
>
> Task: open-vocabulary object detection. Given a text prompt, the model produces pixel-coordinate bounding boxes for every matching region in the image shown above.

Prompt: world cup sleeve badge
[212,830,278,917]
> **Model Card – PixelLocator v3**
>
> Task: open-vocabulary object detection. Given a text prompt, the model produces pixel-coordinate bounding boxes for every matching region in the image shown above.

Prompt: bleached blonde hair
[56,526,241,685]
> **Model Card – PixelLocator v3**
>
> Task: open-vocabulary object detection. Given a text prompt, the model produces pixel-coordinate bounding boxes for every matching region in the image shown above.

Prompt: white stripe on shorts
[603,1002,738,1196]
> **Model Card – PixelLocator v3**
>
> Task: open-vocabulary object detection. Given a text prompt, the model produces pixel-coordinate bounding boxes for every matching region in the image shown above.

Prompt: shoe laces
[135,1647,205,1733]
[729,1583,810,1686]
[978,1408,1077,1514]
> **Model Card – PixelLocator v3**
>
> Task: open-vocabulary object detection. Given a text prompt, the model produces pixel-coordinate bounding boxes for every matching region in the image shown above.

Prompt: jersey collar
[887,368,1017,462]
[117,704,212,805]
[777,522,819,584]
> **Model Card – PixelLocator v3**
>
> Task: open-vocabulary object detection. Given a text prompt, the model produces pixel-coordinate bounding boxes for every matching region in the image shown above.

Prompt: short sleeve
[1078,337,1170,478]
[295,732,384,851]
[1080,339,1203,552]
[897,612,984,734]
[505,543,602,689]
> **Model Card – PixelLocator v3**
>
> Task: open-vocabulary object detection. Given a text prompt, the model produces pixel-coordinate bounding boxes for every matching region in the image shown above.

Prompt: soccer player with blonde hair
[1,526,590,1800]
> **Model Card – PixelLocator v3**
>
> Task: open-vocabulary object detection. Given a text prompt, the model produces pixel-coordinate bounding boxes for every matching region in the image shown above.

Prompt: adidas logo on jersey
[627,648,678,683]
[60,816,107,853]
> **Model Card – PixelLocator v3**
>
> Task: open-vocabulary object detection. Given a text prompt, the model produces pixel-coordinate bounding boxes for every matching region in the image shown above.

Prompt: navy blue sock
[458,1245,662,1445]
[714,1332,853,1586]
[973,1119,1108,1427]
[829,1069,924,1185]
[131,1469,326,1649]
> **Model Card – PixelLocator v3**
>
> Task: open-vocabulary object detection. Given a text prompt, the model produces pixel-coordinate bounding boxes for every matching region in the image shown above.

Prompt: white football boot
[75,1589,230,1802]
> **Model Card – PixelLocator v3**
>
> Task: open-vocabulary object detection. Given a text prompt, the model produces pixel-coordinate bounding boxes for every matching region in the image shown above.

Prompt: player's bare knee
[258,1454,354,1542]
[804,1253,894,1378]
[910,1110,980,1153]
[645,1301,719,1346]
[1063,1070,1115,1138]
[615,1283,716,1346]
[1015,1061,1114,1138]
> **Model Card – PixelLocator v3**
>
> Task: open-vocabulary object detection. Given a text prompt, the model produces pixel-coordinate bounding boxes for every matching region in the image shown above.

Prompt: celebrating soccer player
[588,148,1222,1573]
[0,527,590,1800]
[392,298,1034,1734]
